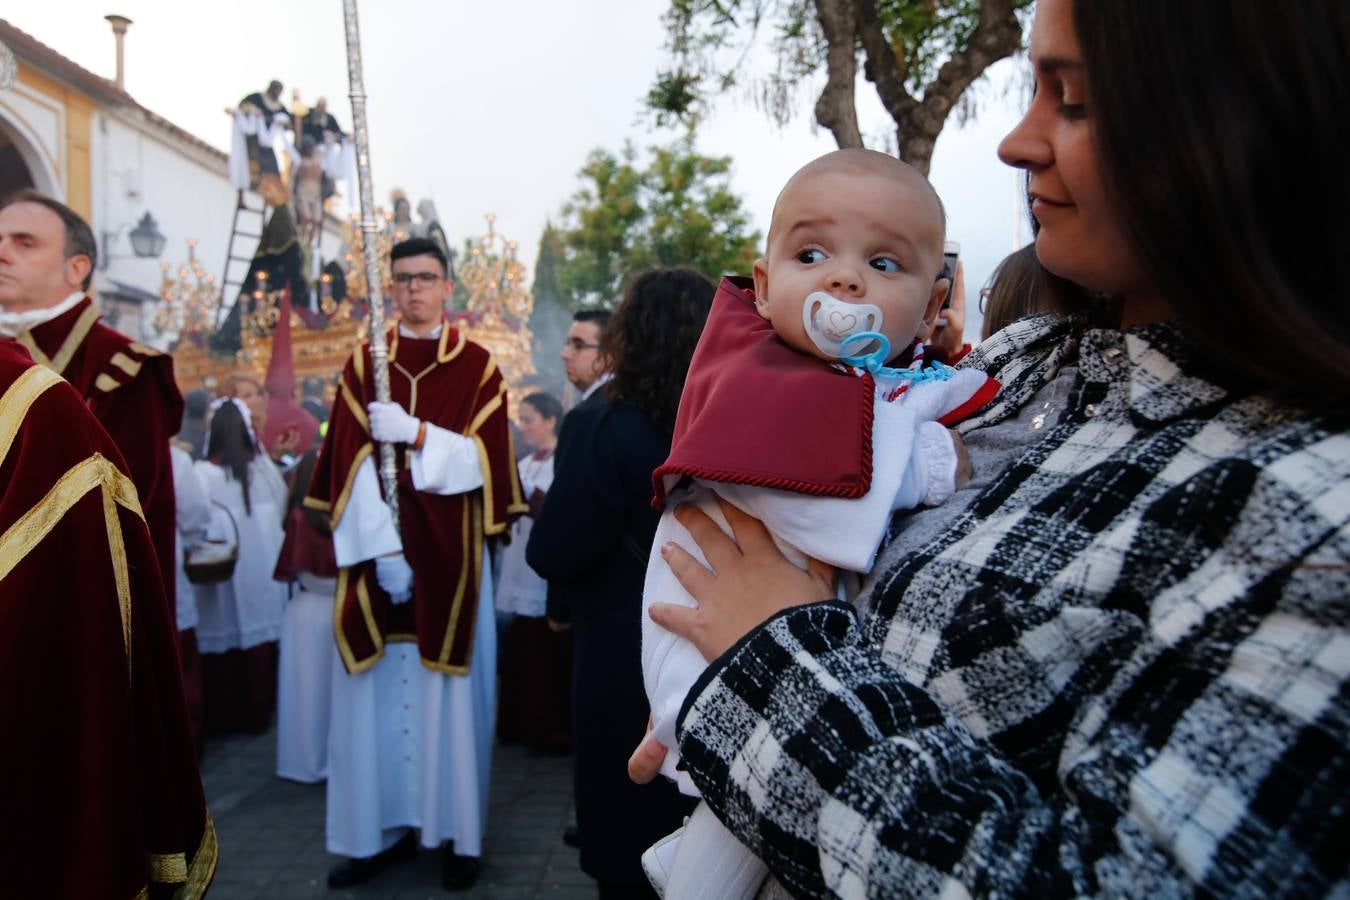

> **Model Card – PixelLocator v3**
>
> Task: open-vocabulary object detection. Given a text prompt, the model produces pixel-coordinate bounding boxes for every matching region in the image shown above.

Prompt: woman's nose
[998,103,1052,171]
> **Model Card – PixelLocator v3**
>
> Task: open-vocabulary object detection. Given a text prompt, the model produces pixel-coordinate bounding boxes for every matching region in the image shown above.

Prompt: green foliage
[554,135,761,309]
[531,222,566,309]
[651,0,1033,128]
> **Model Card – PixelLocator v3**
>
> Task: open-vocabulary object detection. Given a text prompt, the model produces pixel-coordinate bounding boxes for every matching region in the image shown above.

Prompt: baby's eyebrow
[783,216,837,238]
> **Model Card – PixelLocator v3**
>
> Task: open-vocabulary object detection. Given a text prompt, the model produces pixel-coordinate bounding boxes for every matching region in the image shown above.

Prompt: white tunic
[325,424,496,858]
[170,445,211,632]
[276,572,337,784]
[192,456,289,653]
[494,452,554,617]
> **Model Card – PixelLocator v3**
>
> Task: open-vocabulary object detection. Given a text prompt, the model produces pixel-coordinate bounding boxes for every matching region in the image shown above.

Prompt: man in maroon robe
[0,339,216,898]
[0,191,184,622]
[307,238,525,890]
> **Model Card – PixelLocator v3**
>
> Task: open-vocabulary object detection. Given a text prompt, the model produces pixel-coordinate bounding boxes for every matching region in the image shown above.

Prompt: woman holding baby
[634,1,1350,896]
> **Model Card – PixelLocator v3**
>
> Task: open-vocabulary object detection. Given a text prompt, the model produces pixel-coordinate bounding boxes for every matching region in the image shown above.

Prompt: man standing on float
[307,237,526,891]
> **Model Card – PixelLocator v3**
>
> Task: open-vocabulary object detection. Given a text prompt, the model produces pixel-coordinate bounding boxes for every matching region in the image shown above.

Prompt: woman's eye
[797,249,825,264]
[870,257,900,274]
[1059,103,1087,121]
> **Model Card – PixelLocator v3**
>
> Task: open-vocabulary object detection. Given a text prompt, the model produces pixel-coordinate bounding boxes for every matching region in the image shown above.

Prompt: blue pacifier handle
[839,330,956,385]
[839,331,891,371]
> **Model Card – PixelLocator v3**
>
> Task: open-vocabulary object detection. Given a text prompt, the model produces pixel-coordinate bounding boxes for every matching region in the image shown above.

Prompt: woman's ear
[751,258,772,320]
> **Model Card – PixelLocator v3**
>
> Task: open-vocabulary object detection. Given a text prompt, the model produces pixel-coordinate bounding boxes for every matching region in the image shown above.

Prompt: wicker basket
[184,502,240,585]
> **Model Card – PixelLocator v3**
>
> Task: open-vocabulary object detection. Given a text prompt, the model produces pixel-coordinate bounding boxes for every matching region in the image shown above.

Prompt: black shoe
[441,849,482,891]
[562,824,581,849]
[326,831,417,888]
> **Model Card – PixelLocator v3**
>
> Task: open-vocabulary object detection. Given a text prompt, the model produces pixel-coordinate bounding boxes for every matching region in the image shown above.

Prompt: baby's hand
[950,429,972,488]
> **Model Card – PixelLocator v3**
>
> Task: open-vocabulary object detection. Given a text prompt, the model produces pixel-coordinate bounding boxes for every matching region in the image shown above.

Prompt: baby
[640,149,997,899]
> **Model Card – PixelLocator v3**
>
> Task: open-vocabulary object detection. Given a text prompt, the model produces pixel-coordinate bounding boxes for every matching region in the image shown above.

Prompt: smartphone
[940,241,960,308]
[937,241,960,326]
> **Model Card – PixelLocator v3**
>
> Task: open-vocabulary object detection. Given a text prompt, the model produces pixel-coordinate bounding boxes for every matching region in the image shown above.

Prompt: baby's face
[752,167,949,363]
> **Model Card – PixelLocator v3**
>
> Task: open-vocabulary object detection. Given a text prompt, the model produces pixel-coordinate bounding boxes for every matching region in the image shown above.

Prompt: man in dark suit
[535,308,610,855]
[543,308,611,631]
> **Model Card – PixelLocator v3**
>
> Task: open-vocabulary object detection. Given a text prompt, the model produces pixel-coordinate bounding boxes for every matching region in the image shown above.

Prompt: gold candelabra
[339,210,396,304]
[457,213,537,417]
[154,239,219,336]
[459,213,534,322]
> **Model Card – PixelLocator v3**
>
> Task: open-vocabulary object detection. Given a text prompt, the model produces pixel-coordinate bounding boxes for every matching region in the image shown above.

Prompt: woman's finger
[660,540,717,601]
[627,734,667,785]
[649,601,701,646]
[715,494,777,555]
[951,259,967,312]
[628,717,666,784]
[673,502,741,571]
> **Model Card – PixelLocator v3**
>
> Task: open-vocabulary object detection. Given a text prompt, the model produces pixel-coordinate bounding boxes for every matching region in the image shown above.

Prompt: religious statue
[412,199,452,268]
[300,97,344,145]
[388,190,414,242]
[229,79,293,202]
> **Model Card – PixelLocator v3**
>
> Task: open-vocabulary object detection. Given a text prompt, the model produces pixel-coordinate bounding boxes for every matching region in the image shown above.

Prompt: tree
[555,134,761,309]
[648,0,1032,175]
[526,223,573,391]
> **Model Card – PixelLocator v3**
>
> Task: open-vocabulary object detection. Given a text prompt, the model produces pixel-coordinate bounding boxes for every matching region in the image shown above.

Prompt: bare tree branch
[910,0,1023,171]
[812,0,863,149]
[854,0,917,128]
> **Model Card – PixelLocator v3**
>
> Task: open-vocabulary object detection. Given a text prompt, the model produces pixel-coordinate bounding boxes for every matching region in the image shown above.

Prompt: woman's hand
[928,259,967,359]
[649,495,837,663]
[628,716,666,785]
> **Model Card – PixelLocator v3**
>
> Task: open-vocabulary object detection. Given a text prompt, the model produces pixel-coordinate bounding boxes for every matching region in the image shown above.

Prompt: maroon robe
[306,326,526,675]
[18,296,184,623]
[0,341,215,899]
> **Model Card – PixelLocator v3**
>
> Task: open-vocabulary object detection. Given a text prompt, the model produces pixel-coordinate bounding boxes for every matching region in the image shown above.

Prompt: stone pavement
[200,728,592,899]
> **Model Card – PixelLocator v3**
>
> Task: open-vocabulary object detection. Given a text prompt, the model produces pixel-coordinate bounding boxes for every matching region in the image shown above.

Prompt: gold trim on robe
[0,454,143,665]
[0,366,62,466]
[18,302,101,376]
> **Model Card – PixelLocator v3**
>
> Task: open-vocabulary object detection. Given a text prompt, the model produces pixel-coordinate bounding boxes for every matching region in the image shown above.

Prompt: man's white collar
[581,372,613,401]
[0,291,85,339]
[398,322,443,339]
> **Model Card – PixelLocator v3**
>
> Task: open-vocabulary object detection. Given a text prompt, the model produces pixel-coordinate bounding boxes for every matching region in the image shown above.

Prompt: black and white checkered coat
[676,316,1350,899]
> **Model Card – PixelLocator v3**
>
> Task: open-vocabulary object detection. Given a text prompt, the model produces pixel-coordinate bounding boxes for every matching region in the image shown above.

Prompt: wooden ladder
[214,194,269,328]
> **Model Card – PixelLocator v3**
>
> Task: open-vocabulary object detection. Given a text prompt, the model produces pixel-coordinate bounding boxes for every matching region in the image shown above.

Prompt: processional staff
[341,0,400,529]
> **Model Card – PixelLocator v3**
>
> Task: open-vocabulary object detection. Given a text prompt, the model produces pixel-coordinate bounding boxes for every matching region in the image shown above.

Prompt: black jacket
[526,392,694,884]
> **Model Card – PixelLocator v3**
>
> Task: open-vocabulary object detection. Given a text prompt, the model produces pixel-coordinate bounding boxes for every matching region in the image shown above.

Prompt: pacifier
[801,291,886,359]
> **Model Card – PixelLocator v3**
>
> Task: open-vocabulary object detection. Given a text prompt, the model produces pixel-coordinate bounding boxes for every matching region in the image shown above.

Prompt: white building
[1,17,340,343]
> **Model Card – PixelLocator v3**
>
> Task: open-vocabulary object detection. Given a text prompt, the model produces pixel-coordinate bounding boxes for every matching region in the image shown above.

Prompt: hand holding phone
[939,241,961,319]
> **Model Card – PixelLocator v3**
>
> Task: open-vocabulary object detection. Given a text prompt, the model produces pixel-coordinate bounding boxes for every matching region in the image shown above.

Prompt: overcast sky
[10,0,1034,337]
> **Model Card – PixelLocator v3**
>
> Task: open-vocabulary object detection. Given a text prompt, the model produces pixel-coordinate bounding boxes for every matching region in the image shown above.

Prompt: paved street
[201,728,591,899]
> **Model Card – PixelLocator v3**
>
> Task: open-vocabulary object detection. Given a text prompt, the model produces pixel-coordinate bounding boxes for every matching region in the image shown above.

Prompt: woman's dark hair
[602,268,715,434]
[207,401,256,516]
[286,449,331,536]
[982,243,1090,340]
[522,392,564,436]
[1074,1,1350,394]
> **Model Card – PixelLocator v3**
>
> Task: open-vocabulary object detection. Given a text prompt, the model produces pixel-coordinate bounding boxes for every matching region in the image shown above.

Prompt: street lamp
[101,211,166,269]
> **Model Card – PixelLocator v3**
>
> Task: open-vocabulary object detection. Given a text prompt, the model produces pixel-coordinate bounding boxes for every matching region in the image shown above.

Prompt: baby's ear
[919,277,950,338]
[751,258,773,320]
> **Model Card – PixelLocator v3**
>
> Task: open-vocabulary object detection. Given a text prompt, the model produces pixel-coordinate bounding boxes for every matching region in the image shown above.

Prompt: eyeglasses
[563,338,600,352]
[392,272,442,286]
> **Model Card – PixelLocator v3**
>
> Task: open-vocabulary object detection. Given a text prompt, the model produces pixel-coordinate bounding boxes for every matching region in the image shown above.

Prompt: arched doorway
[0,126,35,201]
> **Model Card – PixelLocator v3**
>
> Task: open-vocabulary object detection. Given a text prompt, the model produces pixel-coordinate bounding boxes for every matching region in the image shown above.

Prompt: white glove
[368,401,420,445]
[375,553,414,604]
